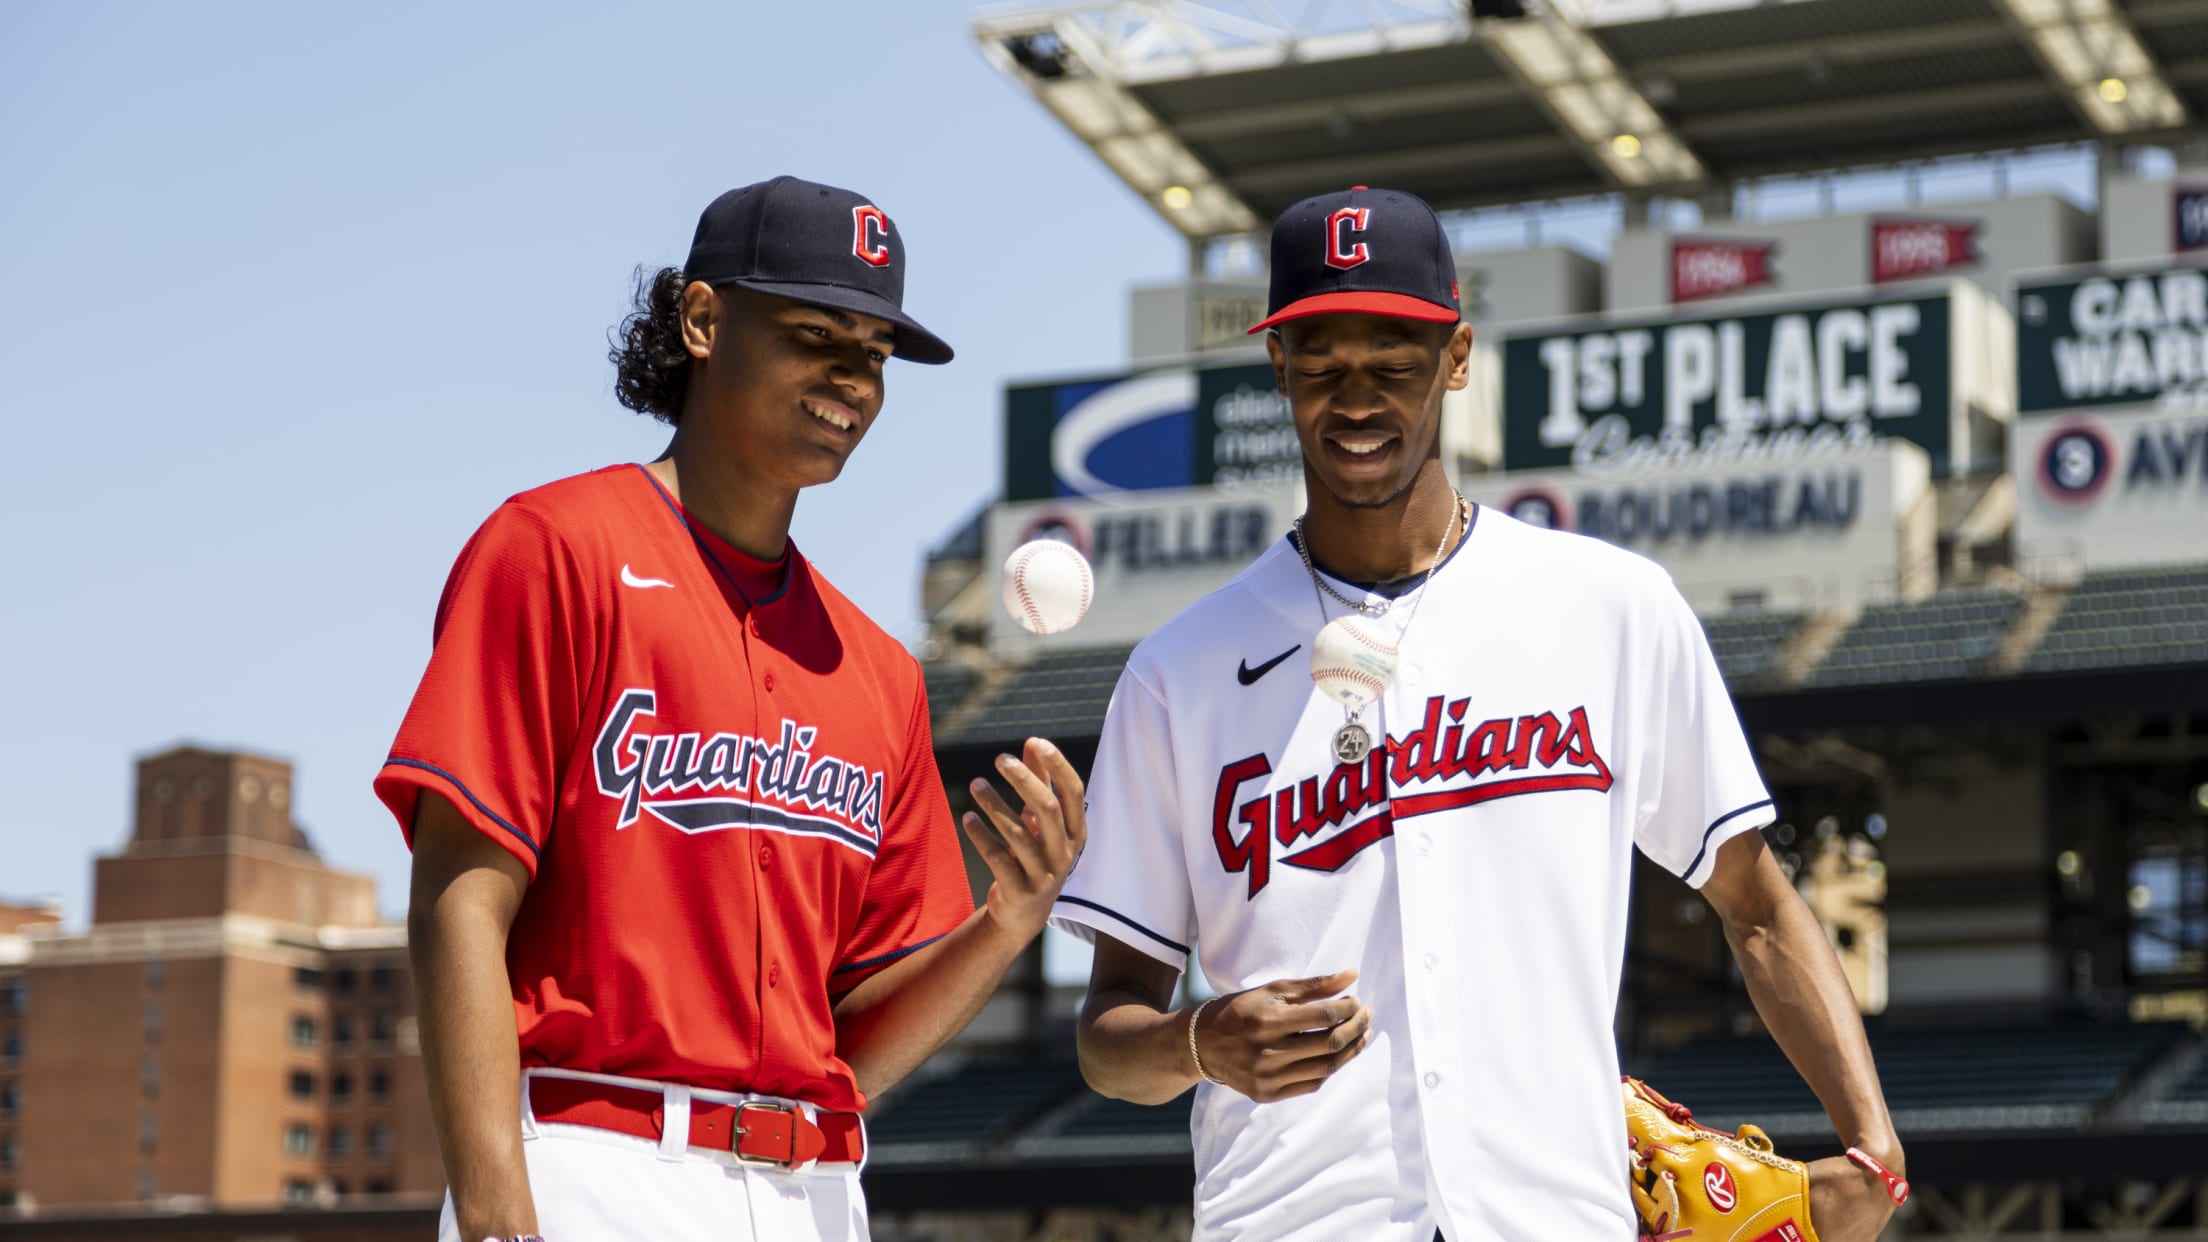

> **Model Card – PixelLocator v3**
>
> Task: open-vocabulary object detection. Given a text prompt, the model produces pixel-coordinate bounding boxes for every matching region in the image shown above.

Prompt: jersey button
[1424,1071,1441,1089]
[1416,833,1433,855]
[768,963,780,988]
[763,673,776,691]
[1423,952,1437,971]
[758,843,773,868]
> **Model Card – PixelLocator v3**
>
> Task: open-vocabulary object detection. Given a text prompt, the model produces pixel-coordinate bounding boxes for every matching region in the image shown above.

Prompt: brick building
[0,746,441,1217]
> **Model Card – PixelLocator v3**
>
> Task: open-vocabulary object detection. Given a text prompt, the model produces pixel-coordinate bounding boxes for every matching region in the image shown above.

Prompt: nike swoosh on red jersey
[621,564,675,590]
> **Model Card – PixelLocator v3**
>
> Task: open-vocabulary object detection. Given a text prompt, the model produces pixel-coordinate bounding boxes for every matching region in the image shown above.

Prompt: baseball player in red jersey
[1055,188,1904,1241]
[377,177,1086,1242]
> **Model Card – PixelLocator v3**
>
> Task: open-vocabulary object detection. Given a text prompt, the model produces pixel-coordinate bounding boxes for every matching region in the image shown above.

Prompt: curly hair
[610,266,693,423]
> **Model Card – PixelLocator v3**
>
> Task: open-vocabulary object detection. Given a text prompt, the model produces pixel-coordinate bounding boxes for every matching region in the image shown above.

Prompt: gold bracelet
[1188,996,1224,1086]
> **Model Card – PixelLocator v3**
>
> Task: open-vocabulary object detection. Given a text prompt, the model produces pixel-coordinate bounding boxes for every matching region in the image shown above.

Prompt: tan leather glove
[1624,1076,1821,1242]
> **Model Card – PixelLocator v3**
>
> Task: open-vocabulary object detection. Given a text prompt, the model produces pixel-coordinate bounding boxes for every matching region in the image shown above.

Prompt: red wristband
[1845,1147,1909,1205]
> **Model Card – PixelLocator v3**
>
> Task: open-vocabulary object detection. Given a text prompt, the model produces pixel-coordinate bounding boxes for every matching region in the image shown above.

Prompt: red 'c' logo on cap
[853,206,891,267]
[1326,207,1371,270]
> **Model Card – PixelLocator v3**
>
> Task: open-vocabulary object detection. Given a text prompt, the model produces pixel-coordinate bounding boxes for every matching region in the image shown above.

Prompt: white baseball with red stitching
[1309,614,1398,710]
[1001,539,1094,635]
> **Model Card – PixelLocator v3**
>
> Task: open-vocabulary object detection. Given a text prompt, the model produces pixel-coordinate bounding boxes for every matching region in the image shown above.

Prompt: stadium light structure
[1473,3,1705,190]
[974,0,1478,240]
[1994,0,2187,135]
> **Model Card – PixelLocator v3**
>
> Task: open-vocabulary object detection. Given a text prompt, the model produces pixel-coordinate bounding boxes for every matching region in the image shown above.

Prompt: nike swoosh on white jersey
[620,564,675,590]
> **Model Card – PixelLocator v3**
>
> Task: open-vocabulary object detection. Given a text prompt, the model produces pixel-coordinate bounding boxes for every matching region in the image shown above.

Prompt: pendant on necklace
[1332,719,1373,765]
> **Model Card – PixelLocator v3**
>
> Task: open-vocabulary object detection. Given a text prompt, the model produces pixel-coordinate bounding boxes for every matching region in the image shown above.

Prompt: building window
[290,1016,318,1049]
[1,1083,18,1120]
[365,1124,390,1158]
[1,981,24,1017]
[2,1032,18,1066]
[142,1058,159,1099]
[288,1071,315,1101]
[364,1178,392,1196]
[145,959,164,989]
[369,966,395,991]
[143,1004,162,1045]
[327,1126,351,1159]
[136,1168,155,1200]
[0,1137,16,1170]
[331,1178,349,1198]
[367,1071,389,1105]
[294,967,324,991]
[284,1123,315,1156]
[139,1113,157,1156]
[330,1071,352,1105]
[333,1015,356,1050]
[370,1011,396,1047]
[333,968,357,993]
[283,1179,315,1204]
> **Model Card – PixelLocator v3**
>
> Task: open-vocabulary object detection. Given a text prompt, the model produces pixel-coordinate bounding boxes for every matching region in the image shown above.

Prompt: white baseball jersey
[1051,505,1775,1242]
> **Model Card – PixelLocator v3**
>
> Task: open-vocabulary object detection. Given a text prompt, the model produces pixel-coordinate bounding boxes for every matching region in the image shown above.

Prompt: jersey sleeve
[1048,665,1194,972]
[1632,577,1776,889]
[830,679,975,990]
[373,501,592,877]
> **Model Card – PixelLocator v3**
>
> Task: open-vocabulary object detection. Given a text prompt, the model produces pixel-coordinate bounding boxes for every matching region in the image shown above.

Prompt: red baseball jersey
[374,464,972,1112]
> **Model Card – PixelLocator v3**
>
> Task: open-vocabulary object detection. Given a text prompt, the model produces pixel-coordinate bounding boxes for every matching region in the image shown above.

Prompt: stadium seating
[921,662,981,730]
[2140,1050,2208,1126]
[2023,565,2208,674]
[1806,588,2025,687]
[1629,1020,2190,1135]
[939,646,1134,747]
[1700,610,1805,686]
[867,1056,1088,1156]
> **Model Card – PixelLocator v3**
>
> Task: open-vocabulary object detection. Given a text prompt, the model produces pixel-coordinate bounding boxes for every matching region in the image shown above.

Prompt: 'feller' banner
[986,486,1301,649]
[1502,294,1955,474]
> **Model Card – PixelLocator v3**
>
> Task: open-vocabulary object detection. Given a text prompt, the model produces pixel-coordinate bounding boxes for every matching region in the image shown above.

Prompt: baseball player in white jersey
[1053,187,1905,1241]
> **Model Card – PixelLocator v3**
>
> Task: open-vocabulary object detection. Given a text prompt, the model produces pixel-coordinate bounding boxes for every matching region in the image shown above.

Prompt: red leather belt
[527,1075,864,1168]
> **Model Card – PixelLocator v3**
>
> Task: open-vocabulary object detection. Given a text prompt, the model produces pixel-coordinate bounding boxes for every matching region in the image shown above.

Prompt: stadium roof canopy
[973,0,2208,239]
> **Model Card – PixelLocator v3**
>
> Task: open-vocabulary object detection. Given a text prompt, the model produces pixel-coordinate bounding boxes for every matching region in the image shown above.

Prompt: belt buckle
[732,1100,800,1168]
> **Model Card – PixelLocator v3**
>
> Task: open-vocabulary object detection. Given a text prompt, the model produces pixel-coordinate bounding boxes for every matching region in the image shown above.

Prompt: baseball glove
[1623,1076,1819,1242]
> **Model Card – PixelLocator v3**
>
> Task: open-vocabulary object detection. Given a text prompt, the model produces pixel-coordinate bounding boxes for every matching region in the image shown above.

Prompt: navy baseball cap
[685,176,954,365]
[1248,186,1461,335]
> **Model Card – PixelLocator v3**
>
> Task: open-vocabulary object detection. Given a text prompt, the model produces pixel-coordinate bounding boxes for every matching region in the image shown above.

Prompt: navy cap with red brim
[1247,185,1462,337]
[1248,289,1461,335]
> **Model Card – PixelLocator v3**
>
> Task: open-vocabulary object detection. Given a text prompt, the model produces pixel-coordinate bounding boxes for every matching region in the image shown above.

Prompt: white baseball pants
[435,1071,869,1242]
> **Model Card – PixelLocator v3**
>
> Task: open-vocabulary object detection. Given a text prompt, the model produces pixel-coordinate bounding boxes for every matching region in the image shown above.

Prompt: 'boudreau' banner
[1502,293,1956,475]
[1459,440,1932,615]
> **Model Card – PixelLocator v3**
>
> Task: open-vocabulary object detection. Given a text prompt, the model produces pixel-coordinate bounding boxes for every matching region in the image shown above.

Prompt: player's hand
[1192,970,1373,1103]
[1806,1153,1904,1242]
[962,736,1088,941]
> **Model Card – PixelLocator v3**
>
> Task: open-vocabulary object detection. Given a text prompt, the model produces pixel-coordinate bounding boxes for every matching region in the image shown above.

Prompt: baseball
[1310,614,1399,710]
[1002,539,1094,635]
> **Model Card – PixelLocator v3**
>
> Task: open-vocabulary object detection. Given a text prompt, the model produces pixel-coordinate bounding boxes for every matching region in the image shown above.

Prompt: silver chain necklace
[1297,492,1467,763]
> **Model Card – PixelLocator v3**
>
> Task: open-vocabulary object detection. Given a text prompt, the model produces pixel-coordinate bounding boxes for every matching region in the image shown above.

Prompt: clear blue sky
[0,1,1183,923]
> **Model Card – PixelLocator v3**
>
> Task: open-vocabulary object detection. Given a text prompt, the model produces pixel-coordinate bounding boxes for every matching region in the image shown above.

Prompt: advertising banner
[2016,264,2208,413]
[1502,292,1961,474]
[1006,347,1492,500]
[2014,260,2208,571]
